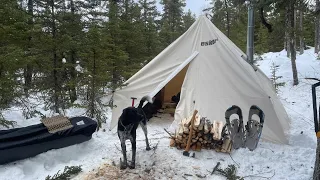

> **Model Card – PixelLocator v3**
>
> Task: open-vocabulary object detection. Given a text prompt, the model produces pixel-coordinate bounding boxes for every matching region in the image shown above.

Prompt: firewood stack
[170,111,232,153]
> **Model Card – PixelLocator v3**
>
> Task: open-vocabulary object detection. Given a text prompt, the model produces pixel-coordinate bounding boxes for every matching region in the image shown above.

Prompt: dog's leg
[129,133,136,169]
[119,132,128,169]
[140,119,151,151]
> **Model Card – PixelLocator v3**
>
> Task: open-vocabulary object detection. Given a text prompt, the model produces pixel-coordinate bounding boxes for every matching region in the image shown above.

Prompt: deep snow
[0,48,319,180]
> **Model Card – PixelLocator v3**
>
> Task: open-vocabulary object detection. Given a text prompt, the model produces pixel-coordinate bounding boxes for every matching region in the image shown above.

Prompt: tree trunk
[89,49,96,118]
[69,0,77,103]
[51,0,60,113]
[24,0,34,94]
[69,50,77,103]
[289,0,299,86]
[224,0,230,38]
[299,9,304,55]
[109,0,119,91]
[294,9,297,51]
[286,5,291,58]
[314,138,320,180]
[315,0,320,53]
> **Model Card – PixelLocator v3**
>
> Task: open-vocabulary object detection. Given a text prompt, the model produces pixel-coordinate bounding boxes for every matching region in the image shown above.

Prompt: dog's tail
[138,95,153,108]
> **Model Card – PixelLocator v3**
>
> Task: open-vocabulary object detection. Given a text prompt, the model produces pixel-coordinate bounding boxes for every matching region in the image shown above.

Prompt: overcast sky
[156,0,211,17]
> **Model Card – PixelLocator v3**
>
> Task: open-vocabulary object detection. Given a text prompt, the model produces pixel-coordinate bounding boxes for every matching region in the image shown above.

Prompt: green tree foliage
[45,165,82,180]
[159,0,186,47]
[104,0,129,90]
[270,62,285,93]
[2,0,318,128]
[182,9,196,32]
[78,26,113,129]
[119,0,146,77]
[0,0,28,127]
[210,0,314,53]
[138,0,161,62]
[211,0,247,51]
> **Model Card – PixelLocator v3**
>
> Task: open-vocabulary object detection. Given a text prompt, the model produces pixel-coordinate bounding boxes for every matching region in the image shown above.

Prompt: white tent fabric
[110,16,290,144]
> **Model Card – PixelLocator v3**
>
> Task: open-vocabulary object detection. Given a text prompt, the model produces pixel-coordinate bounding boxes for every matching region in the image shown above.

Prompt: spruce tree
[159,0,186,47]
[138,0,161,62]
[33,0,69,113]
[119,0,146,77]
[105,0,128,90]
[182,9,196,32]
[79,26,112,129]
[58,0,90,103]
[0,0,28,126]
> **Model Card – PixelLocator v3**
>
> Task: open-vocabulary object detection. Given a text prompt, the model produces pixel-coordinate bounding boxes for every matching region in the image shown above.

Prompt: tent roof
[110,16,289,144]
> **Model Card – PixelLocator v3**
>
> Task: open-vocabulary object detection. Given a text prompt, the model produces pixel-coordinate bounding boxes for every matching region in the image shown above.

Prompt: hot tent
[110,15,289,144]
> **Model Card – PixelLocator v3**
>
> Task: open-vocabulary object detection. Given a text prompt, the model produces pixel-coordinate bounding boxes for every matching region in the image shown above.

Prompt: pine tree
[79,26,112,129]
[119,0,146,77]
[304,5,315,48]
[0,0,28,126]
[58,0,91,103]
[270,62,285,93]
[138,0,161,62]
[182,9,196,32]
[33,0,70,113]
[211,0,247,51]
[105,0,129,90]
[298,0,305,55]
[24,0,34,94]
[159,0,186,47]
[288,0,299,85]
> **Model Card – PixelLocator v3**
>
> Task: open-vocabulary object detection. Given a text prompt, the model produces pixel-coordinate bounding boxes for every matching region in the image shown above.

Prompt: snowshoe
[225,105,245,149]
[244,105,264,151]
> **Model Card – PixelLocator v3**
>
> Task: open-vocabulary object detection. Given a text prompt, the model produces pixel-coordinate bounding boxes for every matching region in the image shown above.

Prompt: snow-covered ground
[0,48,320,180]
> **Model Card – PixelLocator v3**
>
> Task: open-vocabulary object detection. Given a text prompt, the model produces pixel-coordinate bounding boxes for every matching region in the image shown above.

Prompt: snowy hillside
[0,48,320,180]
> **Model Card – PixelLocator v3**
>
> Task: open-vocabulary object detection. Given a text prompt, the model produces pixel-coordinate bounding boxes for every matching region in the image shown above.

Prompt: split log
[170,113,231,154]
[191,144,197,151]
[181,144,186,149]
[204,121,209,134]
[184,115,193,127]
[194,114,201,128]
[207,120,213,133]
[183,127,189,134]
[184,110,198,153]
[170,139,176,147]
[212,121,224,140]
[198,118,205,131]
[196,142,202,152]
[178,124,184,136]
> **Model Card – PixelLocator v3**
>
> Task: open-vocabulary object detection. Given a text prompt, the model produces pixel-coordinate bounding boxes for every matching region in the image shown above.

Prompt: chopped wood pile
[169,110,232,153]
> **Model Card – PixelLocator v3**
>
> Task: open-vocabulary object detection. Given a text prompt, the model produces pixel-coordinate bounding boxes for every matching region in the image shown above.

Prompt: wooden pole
[184,110,198,152]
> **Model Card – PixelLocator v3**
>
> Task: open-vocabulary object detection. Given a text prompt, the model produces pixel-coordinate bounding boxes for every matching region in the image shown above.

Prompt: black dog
[117,96,152,169]
[142,98,163,120]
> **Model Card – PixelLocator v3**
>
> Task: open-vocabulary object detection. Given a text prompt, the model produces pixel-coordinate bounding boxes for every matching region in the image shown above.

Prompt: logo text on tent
[201,39,218,46]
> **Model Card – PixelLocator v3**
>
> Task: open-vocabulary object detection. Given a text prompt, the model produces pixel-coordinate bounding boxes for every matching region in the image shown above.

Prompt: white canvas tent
[110,15,290,144]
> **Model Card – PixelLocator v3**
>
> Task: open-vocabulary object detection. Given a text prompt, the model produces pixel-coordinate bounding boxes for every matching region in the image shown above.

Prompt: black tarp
[0,116,97,165]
